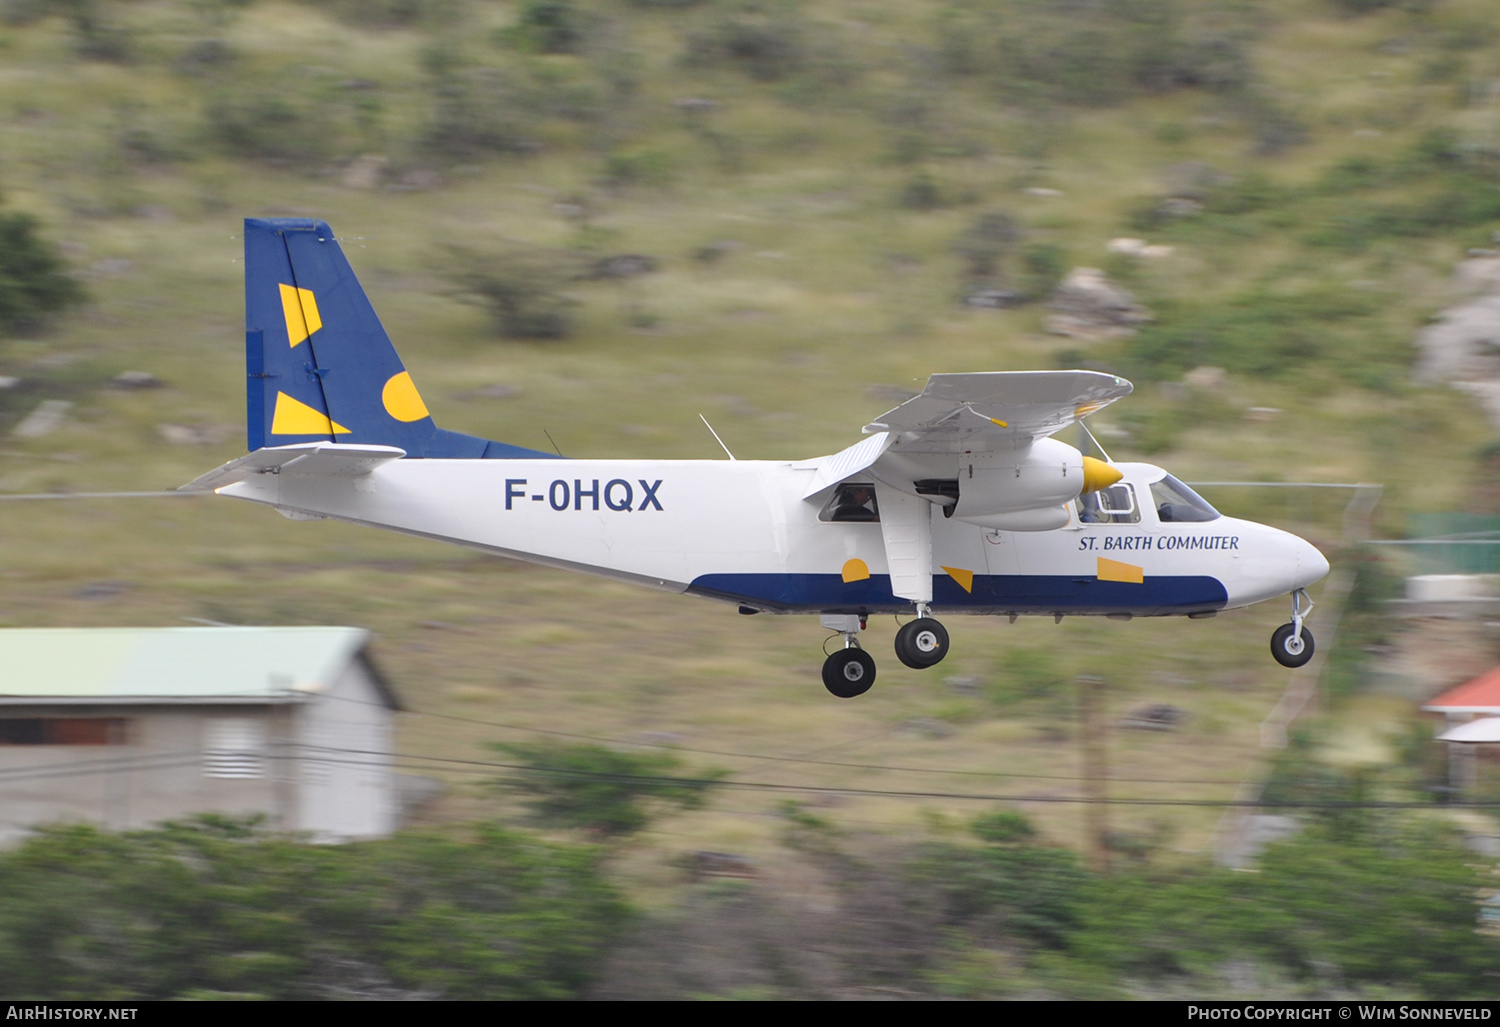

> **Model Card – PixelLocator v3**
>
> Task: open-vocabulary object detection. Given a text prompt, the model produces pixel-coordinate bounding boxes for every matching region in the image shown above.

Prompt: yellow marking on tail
[382,371,430,423]
[271,391,349,436]
[1096,556,1144,584]
[279,283,322,348]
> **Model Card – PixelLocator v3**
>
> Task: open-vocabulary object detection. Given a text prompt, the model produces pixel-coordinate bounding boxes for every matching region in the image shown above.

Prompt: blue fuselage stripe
[687,573,1229,615]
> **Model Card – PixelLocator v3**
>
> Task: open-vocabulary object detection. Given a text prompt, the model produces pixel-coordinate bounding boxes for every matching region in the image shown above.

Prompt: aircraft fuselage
[219,457,1325,619]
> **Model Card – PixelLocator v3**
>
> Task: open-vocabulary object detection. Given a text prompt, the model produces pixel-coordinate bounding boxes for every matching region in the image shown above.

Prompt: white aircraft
[185,219,1330,697]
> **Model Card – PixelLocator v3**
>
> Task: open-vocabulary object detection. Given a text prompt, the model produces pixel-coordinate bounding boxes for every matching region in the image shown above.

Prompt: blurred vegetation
[0,211,82,336]
[441,242,582,339]
[905,807,1500,999]
[0,817,626,1000]
[493,742,725,835]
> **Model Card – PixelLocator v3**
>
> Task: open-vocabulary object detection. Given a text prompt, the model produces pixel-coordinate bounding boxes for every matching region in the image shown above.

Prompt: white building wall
[293,659,398,841]
[0,658,398,846]
[0,705,288,845]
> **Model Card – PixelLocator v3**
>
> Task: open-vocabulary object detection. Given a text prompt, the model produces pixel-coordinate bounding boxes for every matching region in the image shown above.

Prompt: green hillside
[2,0,1499,997]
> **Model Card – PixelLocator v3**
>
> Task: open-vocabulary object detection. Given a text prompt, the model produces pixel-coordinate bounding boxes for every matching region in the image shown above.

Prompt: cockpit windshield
[1150,474,1220,523]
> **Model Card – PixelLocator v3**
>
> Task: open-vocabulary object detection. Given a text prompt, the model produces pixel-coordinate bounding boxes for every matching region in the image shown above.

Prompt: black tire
[1270,622,1315,669]
[823,648,876,698]
[894,618,950,670]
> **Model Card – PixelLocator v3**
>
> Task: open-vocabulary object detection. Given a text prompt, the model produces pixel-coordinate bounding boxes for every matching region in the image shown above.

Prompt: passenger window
[820,482,881,523]
[1076,484,1140,525]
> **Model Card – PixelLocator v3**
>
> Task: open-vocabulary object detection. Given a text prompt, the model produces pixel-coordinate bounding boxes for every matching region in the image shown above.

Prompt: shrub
[0,818,626,999]
[954,210,1022,282]
[442,243,581,341]
[498,0,585,55]
[53,0,133,62]
[683,11,802,82]
[423,69,538,161]
[1125,284,1377,380]
[297,0,450,29]
[0,213,83,336]
[493,743,724,835]
[1018,243,1066,301]
[912,829,1086,949]
[600,147,674,187]
[970,810,1036,845]
[205,90,328,162]
[898,173,943,211]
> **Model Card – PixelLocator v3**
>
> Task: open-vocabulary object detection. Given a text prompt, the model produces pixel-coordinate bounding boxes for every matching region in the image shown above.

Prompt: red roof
[1423,666,1500,713]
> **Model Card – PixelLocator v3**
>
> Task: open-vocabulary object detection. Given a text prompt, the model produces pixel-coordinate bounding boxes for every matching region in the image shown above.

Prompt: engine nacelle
[951,437,1082,529]
[967,506,1072,532]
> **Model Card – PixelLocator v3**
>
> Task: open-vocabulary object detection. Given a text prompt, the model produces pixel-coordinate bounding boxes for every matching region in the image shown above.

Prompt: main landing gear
[820,607,950,698]
[895,614,950,670]
[1270,588,1315,669]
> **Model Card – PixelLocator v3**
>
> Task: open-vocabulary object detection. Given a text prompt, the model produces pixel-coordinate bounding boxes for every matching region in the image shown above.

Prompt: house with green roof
[0,626,402,844]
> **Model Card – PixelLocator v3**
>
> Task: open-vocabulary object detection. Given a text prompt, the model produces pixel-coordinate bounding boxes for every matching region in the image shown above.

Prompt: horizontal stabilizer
[179,443,405,493]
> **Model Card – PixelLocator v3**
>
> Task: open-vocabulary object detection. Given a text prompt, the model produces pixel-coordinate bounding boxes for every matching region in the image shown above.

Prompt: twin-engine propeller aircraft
[185,218,1331,698]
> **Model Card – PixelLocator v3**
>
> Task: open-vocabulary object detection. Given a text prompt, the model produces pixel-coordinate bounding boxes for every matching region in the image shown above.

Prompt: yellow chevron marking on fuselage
[279,283,322,348]
[271,391,349,436]
[1096,556,1144,584]
[942,566,974,593]
[382,371,430,423]
[841,558,870,583]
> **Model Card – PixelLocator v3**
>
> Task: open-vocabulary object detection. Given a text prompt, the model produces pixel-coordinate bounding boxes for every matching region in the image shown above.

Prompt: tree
[0,213,83,336]
[494,743,724,835]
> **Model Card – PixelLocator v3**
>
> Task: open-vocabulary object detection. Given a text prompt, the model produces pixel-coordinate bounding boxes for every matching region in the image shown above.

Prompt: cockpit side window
[1150,474,1220,523]
[820,482,880,522]
[1076,483,1140,525]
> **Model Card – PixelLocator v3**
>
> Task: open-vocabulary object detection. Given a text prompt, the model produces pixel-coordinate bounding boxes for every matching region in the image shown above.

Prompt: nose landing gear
[823,646,876,698]
[1270,588,1315,669]
[820,614,875,698]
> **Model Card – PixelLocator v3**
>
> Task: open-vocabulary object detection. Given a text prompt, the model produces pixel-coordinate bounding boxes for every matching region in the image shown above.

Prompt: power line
[317,689,1261,787]
[299,742,1499,811]
[0,740,1468,810]
[0,491,201,501]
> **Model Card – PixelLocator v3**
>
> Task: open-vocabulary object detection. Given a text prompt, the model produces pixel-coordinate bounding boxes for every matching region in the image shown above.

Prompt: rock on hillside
[1044,267,1152,340]
[1416,253,1500,426]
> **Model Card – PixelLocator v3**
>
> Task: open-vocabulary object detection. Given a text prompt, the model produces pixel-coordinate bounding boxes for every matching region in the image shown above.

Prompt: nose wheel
[895,617,950,669]
[1270,588,1315,669]
[823,647,876,698]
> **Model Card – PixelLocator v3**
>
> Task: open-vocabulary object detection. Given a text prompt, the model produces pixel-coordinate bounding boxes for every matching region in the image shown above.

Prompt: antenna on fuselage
[698,414,737,461]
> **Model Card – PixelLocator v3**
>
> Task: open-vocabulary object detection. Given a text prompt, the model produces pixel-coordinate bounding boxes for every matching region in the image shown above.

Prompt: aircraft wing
[863,370,1132,449]
[180,442,406,493]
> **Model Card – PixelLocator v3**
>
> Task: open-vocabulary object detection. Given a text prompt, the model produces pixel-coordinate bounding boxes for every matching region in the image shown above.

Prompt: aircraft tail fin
[243,217,557,459]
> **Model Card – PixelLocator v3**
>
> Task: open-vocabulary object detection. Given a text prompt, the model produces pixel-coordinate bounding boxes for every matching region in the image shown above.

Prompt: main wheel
[1270,622,1315,669]
[895,618,950,670]
[823,648,877,698]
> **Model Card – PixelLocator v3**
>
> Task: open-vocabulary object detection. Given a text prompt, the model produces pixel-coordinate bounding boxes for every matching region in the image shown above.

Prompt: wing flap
[180,442,406,493]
